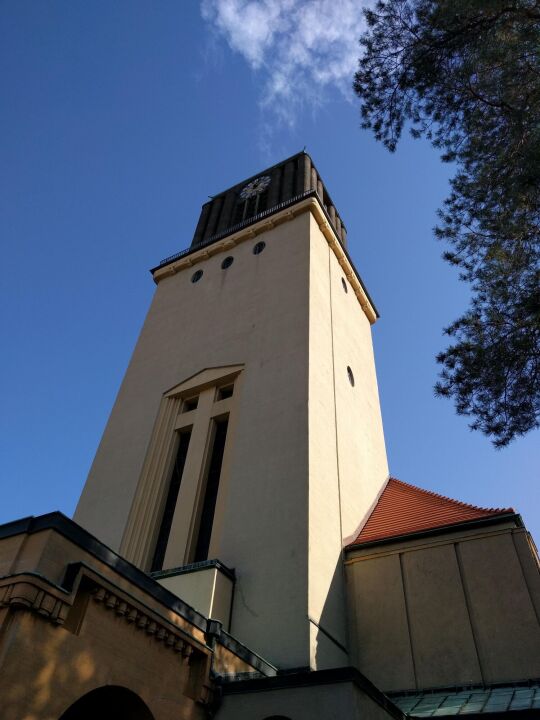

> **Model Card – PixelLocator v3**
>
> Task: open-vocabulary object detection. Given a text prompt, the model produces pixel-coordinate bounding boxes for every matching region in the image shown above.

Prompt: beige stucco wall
[76,211,312,668]
[156,567,233,629]
[346,521,540,691]
[216,681,396,720]
[76,203,387,670]
[307,213,388,669]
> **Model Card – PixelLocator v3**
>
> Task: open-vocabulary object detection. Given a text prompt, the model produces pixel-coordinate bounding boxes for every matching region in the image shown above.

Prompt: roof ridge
[387,477,513,515]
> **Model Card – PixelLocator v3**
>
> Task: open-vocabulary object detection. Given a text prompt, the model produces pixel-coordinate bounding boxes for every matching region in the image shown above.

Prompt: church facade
[1,153,539,719]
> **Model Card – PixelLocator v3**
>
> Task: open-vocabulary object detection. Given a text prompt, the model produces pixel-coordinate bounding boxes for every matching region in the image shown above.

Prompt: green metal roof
[391,683,540,716]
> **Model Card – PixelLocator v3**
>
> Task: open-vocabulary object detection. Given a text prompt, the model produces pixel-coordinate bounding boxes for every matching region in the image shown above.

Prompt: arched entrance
[59,686,154,720]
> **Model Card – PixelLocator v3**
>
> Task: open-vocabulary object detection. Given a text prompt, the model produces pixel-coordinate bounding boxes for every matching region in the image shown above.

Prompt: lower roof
[347,478,515,548]
[391,682,540,717]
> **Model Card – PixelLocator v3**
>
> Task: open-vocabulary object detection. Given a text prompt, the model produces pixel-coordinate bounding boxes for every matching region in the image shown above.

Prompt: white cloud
[201,0,368,127]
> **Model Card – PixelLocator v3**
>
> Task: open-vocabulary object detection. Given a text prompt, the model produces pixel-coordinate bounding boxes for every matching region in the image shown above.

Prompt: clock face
[240,175,271,200]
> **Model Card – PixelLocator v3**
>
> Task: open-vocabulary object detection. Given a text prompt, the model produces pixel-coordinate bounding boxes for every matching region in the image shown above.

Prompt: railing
[156,190,318,269]
[151,190,378,316]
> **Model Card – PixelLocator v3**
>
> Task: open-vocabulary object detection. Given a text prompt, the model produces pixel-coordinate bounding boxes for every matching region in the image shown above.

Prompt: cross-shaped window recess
[119,366,243,572]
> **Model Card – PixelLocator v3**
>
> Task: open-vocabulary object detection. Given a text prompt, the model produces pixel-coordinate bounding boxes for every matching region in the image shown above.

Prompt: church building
[1,152,539,719]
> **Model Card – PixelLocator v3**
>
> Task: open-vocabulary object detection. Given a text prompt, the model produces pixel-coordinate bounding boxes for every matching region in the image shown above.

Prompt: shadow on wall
[314,551,350,670]
[1,612,103,720]
[1,612,154,720]
[0,589,205,720]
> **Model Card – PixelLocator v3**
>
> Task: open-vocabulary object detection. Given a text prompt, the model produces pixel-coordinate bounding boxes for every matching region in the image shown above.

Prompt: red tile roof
[346,478,514,548]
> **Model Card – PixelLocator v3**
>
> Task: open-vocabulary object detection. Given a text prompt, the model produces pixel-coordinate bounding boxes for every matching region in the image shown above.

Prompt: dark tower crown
[191,151,348,251]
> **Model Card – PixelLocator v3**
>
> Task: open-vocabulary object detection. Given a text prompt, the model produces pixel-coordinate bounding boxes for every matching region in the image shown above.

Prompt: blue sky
[1,1,538,540]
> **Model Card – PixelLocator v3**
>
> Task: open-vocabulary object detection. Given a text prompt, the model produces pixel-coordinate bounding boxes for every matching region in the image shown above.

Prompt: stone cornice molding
[0,566,214,705]
[68,563,210,652]
[0,572,71,625]
[0,567,209,654]
[91,585,203,665]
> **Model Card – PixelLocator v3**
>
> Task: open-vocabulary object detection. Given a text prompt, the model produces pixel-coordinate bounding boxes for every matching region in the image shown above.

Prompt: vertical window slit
[151,430,191,572]
[193,418,229,562]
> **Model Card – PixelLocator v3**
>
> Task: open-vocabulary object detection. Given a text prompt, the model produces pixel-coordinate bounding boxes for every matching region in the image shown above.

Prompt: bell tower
[75,152,389,670]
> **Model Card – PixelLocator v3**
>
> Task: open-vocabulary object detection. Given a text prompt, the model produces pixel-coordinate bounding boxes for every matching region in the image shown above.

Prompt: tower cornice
[152,196,378,325]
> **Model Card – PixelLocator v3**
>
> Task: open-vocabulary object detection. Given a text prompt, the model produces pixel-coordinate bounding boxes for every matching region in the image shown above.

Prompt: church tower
[75,152,389,671]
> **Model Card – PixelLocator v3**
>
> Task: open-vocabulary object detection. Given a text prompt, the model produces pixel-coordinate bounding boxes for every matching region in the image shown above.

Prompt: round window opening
[341,277,348,293]
[347,366,355,386]
[191,269,203,283]
[253,241,266,255]
[221,256,234,269]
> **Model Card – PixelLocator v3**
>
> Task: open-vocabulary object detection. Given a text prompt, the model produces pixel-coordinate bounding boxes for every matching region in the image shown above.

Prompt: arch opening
[59,685,154,720]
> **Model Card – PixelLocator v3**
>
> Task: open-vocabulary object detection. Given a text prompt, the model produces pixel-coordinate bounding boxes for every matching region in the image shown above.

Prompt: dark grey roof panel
[190,151,348,250]
[391,683,540,716]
